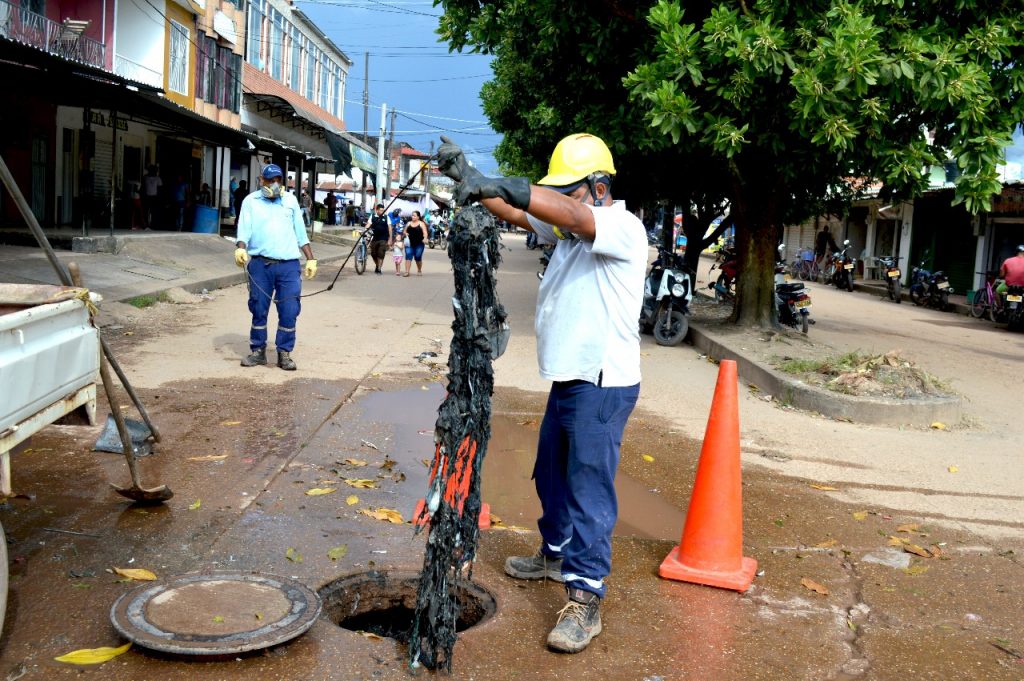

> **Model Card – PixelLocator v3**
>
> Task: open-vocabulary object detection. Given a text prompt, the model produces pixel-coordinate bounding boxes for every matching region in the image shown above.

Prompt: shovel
[68,265,172,503]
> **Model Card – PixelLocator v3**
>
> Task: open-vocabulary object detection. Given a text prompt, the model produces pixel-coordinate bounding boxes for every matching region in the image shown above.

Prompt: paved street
[0,234,1022,679]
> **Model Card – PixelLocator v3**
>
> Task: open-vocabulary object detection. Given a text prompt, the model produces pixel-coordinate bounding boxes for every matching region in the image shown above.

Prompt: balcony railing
[114,54,162,89]
[0,0,105,69]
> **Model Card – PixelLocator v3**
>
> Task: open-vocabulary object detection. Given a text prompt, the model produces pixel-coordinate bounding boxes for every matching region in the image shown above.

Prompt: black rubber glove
[437,135,469,182]
[454,172,532,209]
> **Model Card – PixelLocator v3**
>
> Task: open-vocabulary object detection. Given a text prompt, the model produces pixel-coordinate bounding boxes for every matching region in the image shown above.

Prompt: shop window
[305,46,315,101]
[168,19,190,95]
[247,0,263,67]
[195,36,216,103]
[290,31,301,91]
[230,54,242,113]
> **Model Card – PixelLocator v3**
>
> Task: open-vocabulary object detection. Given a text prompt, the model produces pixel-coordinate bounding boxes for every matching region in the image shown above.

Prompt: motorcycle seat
[777,282,805,293]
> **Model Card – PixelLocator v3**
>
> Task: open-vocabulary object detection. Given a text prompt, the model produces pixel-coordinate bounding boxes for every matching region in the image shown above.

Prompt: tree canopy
[439,0,1024,327]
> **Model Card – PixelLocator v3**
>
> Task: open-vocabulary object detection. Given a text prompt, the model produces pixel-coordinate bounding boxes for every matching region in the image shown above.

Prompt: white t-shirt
[527,200,648,387]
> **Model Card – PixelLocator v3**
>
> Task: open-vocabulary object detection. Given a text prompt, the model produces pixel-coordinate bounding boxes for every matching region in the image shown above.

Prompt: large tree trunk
[730,196,779,329]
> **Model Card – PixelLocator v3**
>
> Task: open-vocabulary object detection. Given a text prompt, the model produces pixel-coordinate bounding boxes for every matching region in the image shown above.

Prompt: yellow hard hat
[538,133,616,187]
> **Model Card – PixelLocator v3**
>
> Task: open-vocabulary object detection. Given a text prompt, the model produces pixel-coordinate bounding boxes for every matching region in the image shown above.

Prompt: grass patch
[772,350,953,399]
[126,292,169,308]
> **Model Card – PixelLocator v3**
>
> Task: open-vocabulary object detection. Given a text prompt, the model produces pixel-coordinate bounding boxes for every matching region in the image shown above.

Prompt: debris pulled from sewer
[861,549,912,570]
[773,350,953,399]
[409,206,507,672]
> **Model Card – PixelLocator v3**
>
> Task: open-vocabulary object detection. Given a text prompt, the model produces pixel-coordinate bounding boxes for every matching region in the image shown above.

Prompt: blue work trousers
[534,379,640,599]
[246,257,301,352]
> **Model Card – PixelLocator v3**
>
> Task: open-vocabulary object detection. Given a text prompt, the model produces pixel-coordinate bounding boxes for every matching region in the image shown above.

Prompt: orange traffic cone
[659,359,757,591]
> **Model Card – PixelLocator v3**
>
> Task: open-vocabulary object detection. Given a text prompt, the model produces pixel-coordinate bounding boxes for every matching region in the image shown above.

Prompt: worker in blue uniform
[234,164,317,371]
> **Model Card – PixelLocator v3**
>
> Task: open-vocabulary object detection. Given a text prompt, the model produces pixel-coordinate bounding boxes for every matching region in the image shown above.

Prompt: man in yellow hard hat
[438,134,647,654]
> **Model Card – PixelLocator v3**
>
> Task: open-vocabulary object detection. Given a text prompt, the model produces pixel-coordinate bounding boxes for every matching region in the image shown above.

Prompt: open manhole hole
[318,570,496,643]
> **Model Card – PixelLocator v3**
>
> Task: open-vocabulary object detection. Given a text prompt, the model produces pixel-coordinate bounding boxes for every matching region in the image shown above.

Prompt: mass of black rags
[409,206,509,671]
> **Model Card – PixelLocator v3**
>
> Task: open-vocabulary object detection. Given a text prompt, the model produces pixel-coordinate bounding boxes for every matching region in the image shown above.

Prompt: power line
[299,0,441,18]
[348,73,490,83]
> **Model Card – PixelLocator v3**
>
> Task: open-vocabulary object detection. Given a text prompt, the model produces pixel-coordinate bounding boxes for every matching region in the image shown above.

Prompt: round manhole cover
[110,571,322,655]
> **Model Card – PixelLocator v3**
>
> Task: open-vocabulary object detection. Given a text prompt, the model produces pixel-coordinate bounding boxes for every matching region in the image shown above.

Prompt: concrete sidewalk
[0,232,356,303]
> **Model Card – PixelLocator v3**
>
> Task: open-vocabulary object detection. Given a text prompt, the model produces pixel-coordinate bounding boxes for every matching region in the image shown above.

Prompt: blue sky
[297,0,501,175]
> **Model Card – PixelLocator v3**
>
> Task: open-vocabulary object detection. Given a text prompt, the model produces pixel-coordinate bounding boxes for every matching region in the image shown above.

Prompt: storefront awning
[244,91,375,176]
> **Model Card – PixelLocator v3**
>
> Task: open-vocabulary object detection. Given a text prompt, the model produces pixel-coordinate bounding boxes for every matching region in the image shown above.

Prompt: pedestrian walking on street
[437,133,646,654]
[300,190,313,228]
[392,238,405,275]
[325,191,339,225]
[815,224,838,271]
[141,165,162,228]
[404,210,427,276]
[365,203,391,275]
[344,200,356,226]
[234,164,317,371]
[173,175,190,230]
[233,180,248,218]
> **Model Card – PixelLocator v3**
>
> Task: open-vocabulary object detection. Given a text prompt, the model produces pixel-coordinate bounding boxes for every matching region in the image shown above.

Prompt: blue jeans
[534,379,640,598]
[405,243,425,262]
[246,258,301,352]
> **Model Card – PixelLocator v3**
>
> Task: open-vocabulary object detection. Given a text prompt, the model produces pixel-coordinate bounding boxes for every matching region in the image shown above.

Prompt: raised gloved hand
[304,259,318,279]
[454,173,532,210]
[234,248,249,268]
[437,135,469,182]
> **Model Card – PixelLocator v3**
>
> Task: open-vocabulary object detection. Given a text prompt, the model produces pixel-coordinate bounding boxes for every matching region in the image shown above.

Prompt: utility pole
[424,140,433,218]
[360,52,369,211]
[384,108,397,196]
[375,103,387,205]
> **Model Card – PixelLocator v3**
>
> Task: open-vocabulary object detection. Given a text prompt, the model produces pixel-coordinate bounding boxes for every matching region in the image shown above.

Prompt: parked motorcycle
[876,255,903,303]
[1005,285,1024,331]
[707,246,738,303]
[909,259,953,310]
[536,244,554,281]
[525,231,539,250]
[828,240,856,292]
[640,247,693,346]
[774,246,813,333]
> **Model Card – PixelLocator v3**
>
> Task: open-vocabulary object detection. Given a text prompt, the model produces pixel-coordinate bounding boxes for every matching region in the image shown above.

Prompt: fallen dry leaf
[343,458,368,467]
[113,568,157,581]
[904,544,932,558]
[285,547,303,563]
[930,422,946,430]
[641,454,655,463]
[800,578,829,596]
[188,499,201,511]
[188,454,228,462]
[518,419,537,427]
[814,539,838,548]
[327,545,349,561]
[852,511,868,521]
[887,536,909,546]
[379,459,396,472]
[359,631,383,640]
[54,642,132,665]
[359,508,404,524]
[305,487,337,496]
[947,465,958,473]
[343,478,378,489]
[220,420,242,426]
[345,495,359,506]
[896,523,920,533]
[809,484,839,491]
[212,616,224,624]
[903,564,929,576]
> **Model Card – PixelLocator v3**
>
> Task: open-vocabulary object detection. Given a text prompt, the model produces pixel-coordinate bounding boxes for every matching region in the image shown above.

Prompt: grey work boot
[547,586,602,653]
[504,548,564,582]
[240,347,267,367]
[277,351,297,371]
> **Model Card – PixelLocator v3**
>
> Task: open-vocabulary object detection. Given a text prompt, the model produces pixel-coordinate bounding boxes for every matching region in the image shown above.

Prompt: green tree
[439,0,734,273]
[626,0,1024,326]
[440,1,1024,328]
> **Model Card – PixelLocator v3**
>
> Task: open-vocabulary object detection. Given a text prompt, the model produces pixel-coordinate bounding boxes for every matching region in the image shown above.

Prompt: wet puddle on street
[357,385,684,542]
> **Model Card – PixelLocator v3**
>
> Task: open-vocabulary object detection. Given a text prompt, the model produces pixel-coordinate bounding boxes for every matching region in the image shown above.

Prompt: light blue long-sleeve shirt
[236,190,309,260]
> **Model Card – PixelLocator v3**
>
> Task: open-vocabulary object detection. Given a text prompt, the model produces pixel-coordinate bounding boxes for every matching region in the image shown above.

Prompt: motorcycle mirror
[778,243,785,251]
[844,239,850,245]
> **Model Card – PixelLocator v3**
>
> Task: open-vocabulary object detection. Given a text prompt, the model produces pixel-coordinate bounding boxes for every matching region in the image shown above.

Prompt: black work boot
[504,548,564,582]
[547,587,602,653]
[277,351,297,371]
[240,347,267,367]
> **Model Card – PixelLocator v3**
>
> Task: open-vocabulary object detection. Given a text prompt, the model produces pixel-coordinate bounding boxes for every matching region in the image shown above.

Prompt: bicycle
[353,230,368,275]
[970,270,1004,322]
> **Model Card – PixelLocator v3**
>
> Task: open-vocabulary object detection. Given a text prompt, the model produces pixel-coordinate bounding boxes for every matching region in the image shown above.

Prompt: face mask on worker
[261,181,283,199]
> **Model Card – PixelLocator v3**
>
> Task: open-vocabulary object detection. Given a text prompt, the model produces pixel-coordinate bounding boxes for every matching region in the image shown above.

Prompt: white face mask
[261,181,283,199]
